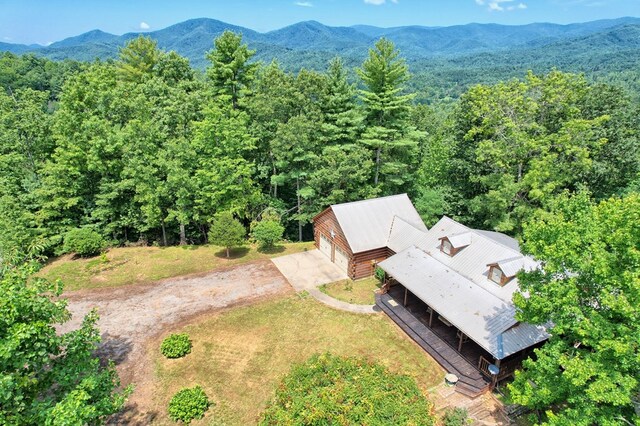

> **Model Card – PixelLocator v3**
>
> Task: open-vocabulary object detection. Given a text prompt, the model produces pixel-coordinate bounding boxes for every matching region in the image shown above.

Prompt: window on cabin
[490,266,504,284]
[441,239,453,255]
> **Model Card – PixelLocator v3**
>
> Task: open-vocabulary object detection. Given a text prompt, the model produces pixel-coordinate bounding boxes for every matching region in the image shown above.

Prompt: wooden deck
[376,293,491,397]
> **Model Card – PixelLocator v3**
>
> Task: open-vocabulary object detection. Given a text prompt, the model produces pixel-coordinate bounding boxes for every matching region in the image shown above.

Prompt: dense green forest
[1,32,638,261]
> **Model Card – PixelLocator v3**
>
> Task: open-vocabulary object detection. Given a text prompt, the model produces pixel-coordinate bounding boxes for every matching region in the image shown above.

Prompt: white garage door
[334,246,349,272]
[319,234,332,259]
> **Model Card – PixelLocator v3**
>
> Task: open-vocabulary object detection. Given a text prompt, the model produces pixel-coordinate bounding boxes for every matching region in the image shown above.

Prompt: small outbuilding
[311,194,427,279]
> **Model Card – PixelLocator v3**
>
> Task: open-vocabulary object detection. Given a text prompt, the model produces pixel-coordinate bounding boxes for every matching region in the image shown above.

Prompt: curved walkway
[271,250,379,314]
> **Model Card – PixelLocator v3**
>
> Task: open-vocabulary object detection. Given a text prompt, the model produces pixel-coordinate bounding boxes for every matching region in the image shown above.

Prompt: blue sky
[1,0,639,45]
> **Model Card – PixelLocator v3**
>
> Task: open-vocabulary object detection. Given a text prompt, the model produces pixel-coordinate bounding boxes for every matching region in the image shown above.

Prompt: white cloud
[3,36,12,41]
[295,1,313,6]
[475,0,527,12]
[139,21,150,30]
[364,0,398,5]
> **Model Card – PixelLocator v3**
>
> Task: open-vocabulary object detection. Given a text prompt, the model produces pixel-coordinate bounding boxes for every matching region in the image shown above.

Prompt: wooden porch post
[428,307,434,328]
[458,331,465,352]
[403,287,408,307]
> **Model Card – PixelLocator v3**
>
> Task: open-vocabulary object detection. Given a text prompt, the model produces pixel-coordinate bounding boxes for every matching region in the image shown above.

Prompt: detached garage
[312,194,428,280]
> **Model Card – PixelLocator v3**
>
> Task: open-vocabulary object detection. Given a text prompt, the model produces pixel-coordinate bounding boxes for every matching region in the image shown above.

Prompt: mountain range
[2,16,640,70]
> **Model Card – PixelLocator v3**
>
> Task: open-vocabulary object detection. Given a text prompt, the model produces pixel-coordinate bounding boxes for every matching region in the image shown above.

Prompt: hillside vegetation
[2,17,640,101]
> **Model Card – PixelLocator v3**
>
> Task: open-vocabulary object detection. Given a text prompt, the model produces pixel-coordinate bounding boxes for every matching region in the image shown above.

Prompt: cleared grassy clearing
[38,242,314,291]
[149,295,443,425]
[319,276,381,305]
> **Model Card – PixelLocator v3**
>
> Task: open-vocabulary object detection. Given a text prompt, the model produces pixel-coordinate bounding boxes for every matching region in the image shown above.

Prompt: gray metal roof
[495,257,527,278]
[330,194,427,254]
[378,216,547,359]
[475,230,520,251]
[386,216,430,254]
[414,216,538,303]
[379,246,549,359]
[446,232,473,248]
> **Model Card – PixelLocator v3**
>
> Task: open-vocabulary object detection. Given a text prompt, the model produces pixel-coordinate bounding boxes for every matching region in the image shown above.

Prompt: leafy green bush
[160,333,192,359]
[208,211,246,258]
[260,353,435,425]
[442,407,469,426]
[251,220,284,249]
[63,227,105,257]
[167,386,210,424]
[374,266,385,282]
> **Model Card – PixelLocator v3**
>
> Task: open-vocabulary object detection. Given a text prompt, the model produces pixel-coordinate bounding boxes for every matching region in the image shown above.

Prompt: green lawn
[319,276,381,305]
[38,242,314,291]
[149,295,443,425]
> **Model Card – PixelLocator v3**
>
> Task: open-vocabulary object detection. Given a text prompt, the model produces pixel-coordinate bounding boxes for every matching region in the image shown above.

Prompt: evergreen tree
[357,38,420,195]
[206,31,257,109]
[208,211,246,258]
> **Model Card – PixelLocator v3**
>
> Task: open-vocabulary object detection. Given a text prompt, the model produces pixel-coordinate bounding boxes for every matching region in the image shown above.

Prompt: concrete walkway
[271,250,378,314]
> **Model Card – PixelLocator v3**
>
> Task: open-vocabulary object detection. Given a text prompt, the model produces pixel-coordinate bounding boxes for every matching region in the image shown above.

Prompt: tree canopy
[0,264,130,424]
[509,192,640,425]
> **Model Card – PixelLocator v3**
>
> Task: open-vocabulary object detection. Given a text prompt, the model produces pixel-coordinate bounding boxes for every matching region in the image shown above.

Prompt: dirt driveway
[59,259,291,419]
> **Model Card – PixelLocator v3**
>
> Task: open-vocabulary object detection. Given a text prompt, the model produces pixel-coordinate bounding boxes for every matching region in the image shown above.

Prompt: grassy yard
[149,295,444,425]
[38,242,314,291]
[319,276,381,305]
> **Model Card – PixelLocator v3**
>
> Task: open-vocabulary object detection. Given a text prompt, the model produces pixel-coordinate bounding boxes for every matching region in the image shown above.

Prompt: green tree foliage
[357,38,421,195]
[260,353,435,425]
[509,192,640,425]
[206,31,257,109]
[0,87,53,260]
[63,227,105,257]
[0,264,130,424]
[117,36,160,82]
[451,70,616,233]
[208,211,246,258]
[251,217,284,249]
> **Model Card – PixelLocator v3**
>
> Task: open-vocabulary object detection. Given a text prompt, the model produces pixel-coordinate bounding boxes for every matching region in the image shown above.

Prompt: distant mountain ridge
[2,16,640,69]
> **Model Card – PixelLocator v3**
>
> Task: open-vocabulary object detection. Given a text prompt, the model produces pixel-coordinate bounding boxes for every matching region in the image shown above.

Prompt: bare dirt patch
[58,259,292,423]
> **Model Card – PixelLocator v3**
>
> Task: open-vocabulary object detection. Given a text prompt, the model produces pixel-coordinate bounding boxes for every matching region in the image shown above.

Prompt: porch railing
[478,355,522,382]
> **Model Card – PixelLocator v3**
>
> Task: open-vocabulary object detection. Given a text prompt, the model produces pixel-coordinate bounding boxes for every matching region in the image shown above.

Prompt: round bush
[160,333,192,359]
[167,386,210,424]
[63,227,105,257]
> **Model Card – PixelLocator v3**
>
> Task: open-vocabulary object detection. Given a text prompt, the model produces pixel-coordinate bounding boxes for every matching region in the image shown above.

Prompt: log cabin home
[377,215,550,396]
[311,194,427,280]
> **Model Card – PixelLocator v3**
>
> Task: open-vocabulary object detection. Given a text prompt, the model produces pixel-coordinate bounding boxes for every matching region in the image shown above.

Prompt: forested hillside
[0,32,638,262]
[2,17,640,102]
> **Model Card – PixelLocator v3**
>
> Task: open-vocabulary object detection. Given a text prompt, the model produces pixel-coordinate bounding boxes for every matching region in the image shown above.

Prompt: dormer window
[489,265,504,284]
[442,239,453,255]
[439,232,472,257]
[487,256,524,286]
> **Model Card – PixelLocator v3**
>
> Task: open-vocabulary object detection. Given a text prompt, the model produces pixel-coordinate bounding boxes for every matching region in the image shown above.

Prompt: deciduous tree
[509,191,640,425]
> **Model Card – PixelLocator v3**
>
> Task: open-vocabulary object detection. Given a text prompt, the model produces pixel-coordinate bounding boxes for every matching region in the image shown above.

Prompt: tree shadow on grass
[257,245,286,255]
[214,246,250,259]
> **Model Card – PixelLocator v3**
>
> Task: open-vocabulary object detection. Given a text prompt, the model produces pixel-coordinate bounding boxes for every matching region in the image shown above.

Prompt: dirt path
[59,259,292,423]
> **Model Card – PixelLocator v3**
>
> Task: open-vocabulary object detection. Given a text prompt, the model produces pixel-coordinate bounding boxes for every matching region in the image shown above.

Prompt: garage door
[319,234,332,259]
[334,246,349,272]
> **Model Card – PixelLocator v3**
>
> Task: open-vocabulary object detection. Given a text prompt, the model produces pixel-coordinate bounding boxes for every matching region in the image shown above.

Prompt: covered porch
[386,283,525,384]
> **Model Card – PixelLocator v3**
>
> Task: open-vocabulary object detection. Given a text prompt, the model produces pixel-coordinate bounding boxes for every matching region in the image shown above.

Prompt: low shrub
[442,407,469,426]
[260,353,435,425]
[374,266,385,282]
[167,386,210,424]
[63,227,105,257]
[160,333,192,359]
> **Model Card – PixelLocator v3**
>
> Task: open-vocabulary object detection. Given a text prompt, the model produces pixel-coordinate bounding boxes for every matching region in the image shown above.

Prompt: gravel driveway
[59,260,291,386]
